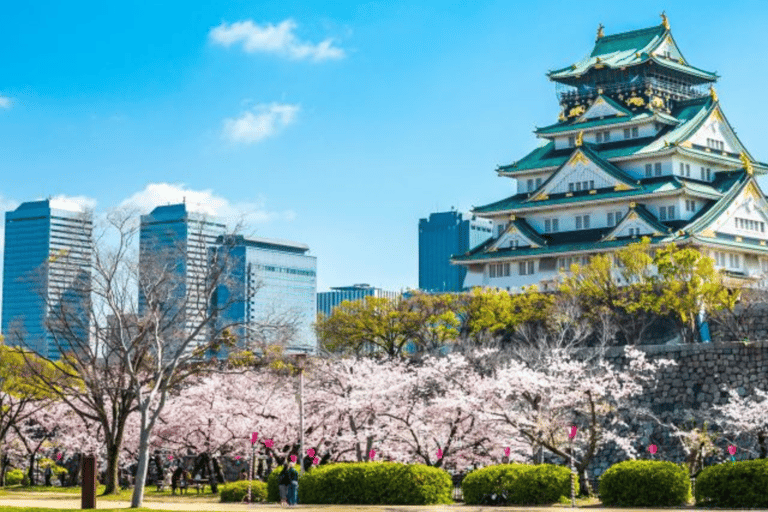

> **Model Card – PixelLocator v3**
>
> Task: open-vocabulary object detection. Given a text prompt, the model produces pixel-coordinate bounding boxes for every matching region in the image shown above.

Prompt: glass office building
[317,284,400,317]
[2,200,93,360]
[211,234,317,356]
[139,204,227,358]
[418,211,492,292]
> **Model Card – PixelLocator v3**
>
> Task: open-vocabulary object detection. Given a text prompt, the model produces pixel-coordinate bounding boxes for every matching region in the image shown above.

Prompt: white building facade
[454,17,768,292]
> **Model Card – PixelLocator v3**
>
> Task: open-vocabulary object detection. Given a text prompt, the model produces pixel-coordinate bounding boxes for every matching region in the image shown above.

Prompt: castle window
[707,138,724,151]
[489,263,511,278]
[544,218,559,233]
[729,254,741,268]
[519,260,535,275]
[575,214,590,230]
[624,128,630,139]
[568,136,576,147]
[632,126,638,138]
[645,164,652,177]
[596,132,602,143]
[607,210,623,226]
[659,205,675,221]
[686,200,696,212]
[527,179,534,191]
[536,177,543,188]
[655,162,662,176]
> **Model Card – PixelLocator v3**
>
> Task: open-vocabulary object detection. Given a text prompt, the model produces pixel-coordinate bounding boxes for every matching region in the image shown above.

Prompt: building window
[575,214,590,230]
[568,183,575,192]
[729,253,740,268]
[659,205,675,221]
[607,210,623,226]
[654,162,662,176]
[536,177,543,188]
[624,128,630,139]
[568,136,576,147]
[489,263,511,278]
[603,130,611,142]
[596,132,602,143]
[519,260,535,275]
[596,130,610,143]
[706,168,712,181]
[686,200,696,212]
[628,227,640,236]
[735,217,766,233]
[632,126,639,138]
[544,218,559,233]
[707,138,725,151]
[527,179,534,192]
[496,223,507,237]
[645,163,653,177]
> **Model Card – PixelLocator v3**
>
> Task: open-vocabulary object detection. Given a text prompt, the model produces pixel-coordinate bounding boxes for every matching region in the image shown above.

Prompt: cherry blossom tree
[475,346,675,496]
[712,388,768,459]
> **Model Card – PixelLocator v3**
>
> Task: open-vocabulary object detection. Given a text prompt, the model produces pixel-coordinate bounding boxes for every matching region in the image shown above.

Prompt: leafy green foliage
[218,480,268,503]
[4,469,24,486]
[274,462,451,505]
[695,459,768,508]
[466,287,553,337]
[461,463,575,505]
[599,460,690,506]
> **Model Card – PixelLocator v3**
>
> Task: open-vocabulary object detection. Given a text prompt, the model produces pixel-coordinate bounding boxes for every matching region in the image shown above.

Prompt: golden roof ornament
[660,11,670,30]
[596,23,605,40]
[709,86,718,102]
[575,131,584,147]
[740,152,754,175]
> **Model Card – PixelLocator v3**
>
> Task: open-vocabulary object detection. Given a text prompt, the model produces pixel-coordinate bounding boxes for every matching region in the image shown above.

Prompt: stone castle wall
[586,341,768,481]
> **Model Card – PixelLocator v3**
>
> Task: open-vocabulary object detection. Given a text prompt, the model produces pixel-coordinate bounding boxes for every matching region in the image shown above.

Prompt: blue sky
[2,0,768,295]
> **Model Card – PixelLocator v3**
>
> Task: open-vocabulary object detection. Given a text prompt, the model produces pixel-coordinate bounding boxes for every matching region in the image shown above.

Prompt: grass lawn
[0,485,221,503]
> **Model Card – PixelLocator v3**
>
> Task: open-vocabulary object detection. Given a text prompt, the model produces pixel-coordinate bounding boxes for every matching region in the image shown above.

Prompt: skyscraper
[139,204,227,357]
[419,211,492,292]
[211,234,317,356]
[2,199,93,360]
[317,284,400,317]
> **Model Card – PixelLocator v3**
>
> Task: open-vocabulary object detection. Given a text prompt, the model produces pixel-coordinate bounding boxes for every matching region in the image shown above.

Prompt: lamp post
[295,352,307,475]
[568,426,577,508]
[248,432,257,503]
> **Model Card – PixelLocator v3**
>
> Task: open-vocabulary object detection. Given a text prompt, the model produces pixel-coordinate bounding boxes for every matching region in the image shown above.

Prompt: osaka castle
[453,15,768,292]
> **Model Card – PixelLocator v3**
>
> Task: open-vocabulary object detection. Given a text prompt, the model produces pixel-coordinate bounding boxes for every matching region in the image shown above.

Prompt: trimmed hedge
[695,459,768,508]
[599,460,690,507]
[4,469,24,486]
[219,480,268,503]
[462,463,576,505]
[269,462,451,505]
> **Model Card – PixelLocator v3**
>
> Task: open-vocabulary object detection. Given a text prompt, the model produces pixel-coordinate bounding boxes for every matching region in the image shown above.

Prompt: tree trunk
[102,442,121,495]
[758,431,767,459]
[206,455,218,493]
[27,452,36,486]
[212,457,225,484]
[0,450,7,487]
[578,468,592,497]
[130,417,152,508]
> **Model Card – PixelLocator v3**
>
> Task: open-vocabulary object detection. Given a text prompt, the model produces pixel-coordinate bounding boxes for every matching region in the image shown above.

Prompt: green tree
[651,244,737,344]
[464,286,553,341]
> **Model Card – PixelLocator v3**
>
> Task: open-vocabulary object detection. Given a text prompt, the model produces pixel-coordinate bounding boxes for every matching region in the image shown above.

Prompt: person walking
[278,462,290,507]
[286,461,299,506]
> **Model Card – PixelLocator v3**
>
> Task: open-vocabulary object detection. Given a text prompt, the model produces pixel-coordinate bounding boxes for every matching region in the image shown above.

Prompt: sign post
[81,454,96,510]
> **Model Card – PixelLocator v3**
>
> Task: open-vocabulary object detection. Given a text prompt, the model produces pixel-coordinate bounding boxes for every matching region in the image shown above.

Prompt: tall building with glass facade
[139,204,227,357]
[2,200,93,360]
[419,211,492,292]
[211,234,317,356]
[317,284,400,317]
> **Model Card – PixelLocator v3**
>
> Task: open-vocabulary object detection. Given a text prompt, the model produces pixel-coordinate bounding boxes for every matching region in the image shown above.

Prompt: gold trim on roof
[710,86,718,102]
[575,131,584,147]
[614,183,633,191]
[740,152,754,176]
[660,11,670,30]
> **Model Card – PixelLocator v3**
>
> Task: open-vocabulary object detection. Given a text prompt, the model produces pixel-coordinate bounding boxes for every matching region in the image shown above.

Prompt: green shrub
[5,469,24,486]
[695,459,768,508]
[599,460,690,507]
[219,480,268,503]
[274,462,451,505]
[462,464,575,505]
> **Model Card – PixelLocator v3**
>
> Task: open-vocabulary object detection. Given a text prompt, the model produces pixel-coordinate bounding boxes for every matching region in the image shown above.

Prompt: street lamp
[295,351,308,475]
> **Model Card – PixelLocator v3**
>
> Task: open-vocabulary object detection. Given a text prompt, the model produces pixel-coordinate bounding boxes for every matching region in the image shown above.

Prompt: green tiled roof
[686,171,751,233]
[548,25,717,83]
[511,217,547,246]
[641,96,713,152]
[535,112,653,135]
[500,138,652,174]
[452,234,669,263]
[475,173,726,214]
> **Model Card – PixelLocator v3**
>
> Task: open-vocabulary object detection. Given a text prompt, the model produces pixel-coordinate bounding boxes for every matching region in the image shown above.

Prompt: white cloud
[209,19,345,61]
[0,96,11,109]
[222,103,299,145]
[48,194,98,213]
[120,183,295,228]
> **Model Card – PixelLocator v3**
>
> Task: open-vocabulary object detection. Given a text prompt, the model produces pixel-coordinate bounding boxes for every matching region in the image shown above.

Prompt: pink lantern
[504,447,510,457]
[307,448,315,458]
[369,449,376,460]
[264,439,274,448]
[728,445,737,456]
[235,456,241,461]
[167,455,173,461]
[251,432,258,444]
[313,456,320,465]
[290,455,297,463]
[437,448,443,459]
[569,426,578,439]
[56,453,62,461]
[649,444,658,455]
